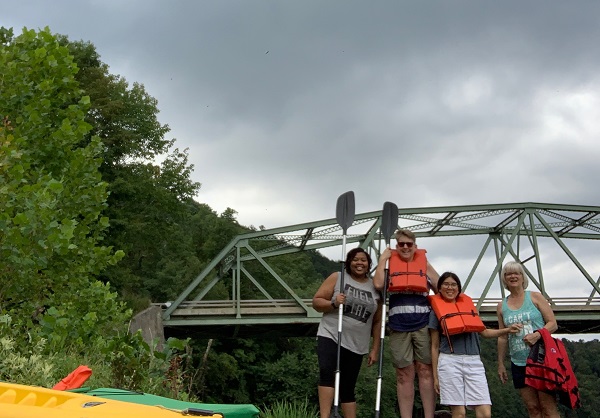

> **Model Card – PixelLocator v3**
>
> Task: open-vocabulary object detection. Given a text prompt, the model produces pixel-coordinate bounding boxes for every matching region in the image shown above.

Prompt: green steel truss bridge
[160,202,600,339]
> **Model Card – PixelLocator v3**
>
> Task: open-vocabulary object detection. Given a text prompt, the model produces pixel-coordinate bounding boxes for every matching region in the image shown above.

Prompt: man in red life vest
[374,229,439,418]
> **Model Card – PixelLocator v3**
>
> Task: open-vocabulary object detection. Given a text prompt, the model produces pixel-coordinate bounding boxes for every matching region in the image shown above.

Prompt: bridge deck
[160,297,600,338]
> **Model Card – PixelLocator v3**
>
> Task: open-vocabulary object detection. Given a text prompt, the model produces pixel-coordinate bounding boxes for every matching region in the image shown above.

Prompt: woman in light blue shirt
[496,261,559,418]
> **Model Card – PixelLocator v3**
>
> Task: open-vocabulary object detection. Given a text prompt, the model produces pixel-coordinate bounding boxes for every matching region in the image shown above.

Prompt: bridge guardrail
[161,299,319,317]
[157,296,600,336]
[159,296,600,317]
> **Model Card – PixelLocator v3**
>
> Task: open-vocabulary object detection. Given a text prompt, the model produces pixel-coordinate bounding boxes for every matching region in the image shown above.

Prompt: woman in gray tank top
[312,247,382,418]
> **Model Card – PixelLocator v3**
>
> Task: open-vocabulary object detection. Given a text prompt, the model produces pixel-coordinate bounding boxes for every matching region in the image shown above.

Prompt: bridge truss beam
[162,202,600,338]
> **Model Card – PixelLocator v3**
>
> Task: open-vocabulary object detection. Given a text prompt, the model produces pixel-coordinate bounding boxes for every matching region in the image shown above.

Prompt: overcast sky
[5,2,600,338]
[5,1,600,227]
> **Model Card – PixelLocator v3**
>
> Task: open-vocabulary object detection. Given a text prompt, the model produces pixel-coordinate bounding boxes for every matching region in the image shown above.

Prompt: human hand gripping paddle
[374,201,398,418]
[332,191,355,418]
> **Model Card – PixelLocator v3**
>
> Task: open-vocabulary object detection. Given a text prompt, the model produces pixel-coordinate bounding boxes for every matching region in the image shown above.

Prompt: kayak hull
[0,381,223,418]
[80,388,259,418]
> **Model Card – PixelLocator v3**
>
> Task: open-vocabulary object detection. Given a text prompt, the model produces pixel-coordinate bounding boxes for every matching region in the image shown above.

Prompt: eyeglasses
[397,242,414,248]
[441,283,458,289]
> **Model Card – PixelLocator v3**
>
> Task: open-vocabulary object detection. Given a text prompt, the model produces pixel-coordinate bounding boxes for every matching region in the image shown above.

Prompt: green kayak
[71,388,259,418]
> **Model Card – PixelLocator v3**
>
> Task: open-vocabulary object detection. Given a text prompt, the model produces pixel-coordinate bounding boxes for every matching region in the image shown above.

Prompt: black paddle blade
[336,191,355,234]
[381,201,398,242]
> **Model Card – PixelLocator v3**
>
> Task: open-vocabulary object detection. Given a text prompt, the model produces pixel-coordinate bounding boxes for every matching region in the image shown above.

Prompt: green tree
[0,27,128,352]
[48,36,204,308]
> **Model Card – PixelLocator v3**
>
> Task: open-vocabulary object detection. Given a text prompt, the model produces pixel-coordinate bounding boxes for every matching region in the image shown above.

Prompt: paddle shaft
[332,191,354,418]
[333,234,347,415]
[373,257,389,418]
[374,202,398,418]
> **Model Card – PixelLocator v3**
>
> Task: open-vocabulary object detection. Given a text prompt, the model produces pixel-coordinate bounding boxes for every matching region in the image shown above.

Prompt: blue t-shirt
[428,310,481,355]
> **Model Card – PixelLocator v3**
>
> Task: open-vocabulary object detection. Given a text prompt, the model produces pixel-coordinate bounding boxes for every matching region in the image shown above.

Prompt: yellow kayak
[0,381,223,418]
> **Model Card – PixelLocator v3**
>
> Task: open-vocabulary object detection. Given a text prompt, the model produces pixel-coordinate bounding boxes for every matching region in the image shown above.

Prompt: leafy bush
[0,312,192,400]
[0,336,55,387]
[102,331,194,398]
[36,281,131,354]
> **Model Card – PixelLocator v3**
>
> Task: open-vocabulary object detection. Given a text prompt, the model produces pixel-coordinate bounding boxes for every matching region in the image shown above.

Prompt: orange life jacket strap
[390,271,427,276]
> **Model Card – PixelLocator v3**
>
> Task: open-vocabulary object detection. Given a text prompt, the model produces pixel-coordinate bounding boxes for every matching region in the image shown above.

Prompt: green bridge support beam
[160,202,600,338]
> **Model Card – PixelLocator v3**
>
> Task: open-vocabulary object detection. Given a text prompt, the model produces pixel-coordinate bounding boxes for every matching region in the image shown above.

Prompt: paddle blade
[336,191,355,233]
[381,201,398,242]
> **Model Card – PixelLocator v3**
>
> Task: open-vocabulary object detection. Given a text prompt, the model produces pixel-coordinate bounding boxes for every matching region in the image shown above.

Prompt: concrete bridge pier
[129,305,165,351]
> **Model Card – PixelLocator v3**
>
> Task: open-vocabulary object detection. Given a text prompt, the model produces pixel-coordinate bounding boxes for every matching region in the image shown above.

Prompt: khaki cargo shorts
[389,326,432,369]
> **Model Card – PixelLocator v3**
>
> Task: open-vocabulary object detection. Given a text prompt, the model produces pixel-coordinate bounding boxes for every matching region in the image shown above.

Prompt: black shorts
[511,362,527,389]
[317,336,364,403]
[511,361,555,393]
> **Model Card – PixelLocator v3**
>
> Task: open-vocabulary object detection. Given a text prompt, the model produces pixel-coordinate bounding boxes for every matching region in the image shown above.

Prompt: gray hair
[500,261,528,290]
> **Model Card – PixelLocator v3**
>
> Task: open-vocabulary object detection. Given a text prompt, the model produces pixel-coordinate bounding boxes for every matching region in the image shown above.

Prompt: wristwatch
[331,301,336,309]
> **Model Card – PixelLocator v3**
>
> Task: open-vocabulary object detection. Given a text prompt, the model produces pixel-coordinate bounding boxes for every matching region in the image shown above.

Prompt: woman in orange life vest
[429,272,521,418]
[496,261,560,418]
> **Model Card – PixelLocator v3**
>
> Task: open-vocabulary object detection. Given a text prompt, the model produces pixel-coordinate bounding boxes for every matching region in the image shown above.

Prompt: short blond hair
[501,261,528,290]
[395,229,416,242]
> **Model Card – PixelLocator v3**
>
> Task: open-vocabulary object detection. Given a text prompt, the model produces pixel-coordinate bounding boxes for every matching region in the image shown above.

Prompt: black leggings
[317,336,364,403]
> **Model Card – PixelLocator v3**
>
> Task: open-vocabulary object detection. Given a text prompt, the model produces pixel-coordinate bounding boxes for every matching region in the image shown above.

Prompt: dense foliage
[2,26,600,418]
[0,26,127,352]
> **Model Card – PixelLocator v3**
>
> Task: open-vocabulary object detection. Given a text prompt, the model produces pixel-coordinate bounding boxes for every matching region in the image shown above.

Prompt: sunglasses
[396,242,414,248]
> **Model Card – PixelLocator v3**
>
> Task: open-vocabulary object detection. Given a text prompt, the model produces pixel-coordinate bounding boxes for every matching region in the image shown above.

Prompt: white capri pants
[437,352,491,406]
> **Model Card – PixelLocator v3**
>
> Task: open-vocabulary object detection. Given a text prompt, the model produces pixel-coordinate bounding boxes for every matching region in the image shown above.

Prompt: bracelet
[331,301,336,309]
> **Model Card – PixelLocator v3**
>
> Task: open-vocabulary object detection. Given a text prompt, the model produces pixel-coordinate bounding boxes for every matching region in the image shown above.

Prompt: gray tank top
[316,272,381,355]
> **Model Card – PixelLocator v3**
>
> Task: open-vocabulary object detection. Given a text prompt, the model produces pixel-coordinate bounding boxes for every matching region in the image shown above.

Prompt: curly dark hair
[344,248,372,277]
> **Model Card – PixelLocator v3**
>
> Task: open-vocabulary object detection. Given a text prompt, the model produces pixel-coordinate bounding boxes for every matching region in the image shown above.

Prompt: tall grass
[260,399,319,418]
